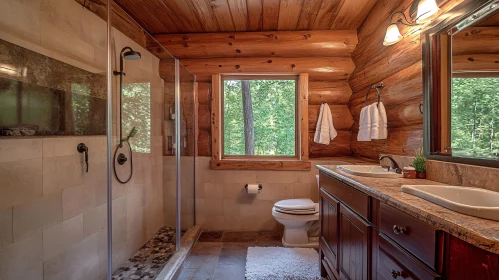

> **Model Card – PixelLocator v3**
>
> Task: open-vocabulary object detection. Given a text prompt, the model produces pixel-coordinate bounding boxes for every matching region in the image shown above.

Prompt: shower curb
[155,225,202,280]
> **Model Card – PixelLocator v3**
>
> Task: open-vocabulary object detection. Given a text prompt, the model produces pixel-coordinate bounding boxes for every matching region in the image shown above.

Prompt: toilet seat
[272,203,320,220]
[274,199,318,215]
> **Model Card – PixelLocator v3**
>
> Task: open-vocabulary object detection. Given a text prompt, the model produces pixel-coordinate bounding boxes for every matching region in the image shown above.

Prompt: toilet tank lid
[274,198,315,210]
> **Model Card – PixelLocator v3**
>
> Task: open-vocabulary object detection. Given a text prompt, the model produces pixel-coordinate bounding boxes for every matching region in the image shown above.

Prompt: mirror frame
[423,0,499,168]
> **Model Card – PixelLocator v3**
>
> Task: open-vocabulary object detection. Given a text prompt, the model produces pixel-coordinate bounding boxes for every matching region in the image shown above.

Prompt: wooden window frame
[210,73,310,171]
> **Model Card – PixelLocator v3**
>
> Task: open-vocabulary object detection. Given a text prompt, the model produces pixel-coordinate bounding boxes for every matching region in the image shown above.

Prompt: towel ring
[365,82,384,107]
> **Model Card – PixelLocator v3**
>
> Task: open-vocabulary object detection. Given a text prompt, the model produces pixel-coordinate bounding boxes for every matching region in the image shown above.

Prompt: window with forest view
[223,78,297,157]
[451,78,499,159]
[122,82,151,153]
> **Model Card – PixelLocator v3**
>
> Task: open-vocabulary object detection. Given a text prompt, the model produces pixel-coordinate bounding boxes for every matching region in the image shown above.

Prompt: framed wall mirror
[423,0,499,167]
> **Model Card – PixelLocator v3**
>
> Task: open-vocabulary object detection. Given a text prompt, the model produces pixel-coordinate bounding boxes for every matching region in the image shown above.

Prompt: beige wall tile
[255,183,294,201]
[0,0,41,46]
[40,19,95,67]
[0,207,13,247]
[295,183,318,202]
[62,184,95,220]
[87,162,107,207]
[83,204,107,238]
[43,155,84,196]
[0,232,43,280]
[112,196,127,252]
[294,170,317,184]
[256,171,296,184]
[42,137,83,158]
[13,191,62,242]
[0,158,43,209]
[203,183,225,199]
[43,233,99,280]
[127,205,145,252]
[97,229,108,280]
[43,214,83,261]
[0,139,42,163]
[127,188,145,211]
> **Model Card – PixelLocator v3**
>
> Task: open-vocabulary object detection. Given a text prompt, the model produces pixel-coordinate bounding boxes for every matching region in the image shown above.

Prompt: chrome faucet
[379,155,402,174]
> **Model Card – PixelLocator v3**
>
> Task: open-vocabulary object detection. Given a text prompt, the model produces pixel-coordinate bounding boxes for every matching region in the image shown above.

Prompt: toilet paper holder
[245,184,263,190]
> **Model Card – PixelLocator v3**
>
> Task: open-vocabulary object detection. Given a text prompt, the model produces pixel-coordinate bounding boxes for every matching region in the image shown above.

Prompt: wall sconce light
[383,0,439,46]
[383,12,417,46]
[416,0,440,23]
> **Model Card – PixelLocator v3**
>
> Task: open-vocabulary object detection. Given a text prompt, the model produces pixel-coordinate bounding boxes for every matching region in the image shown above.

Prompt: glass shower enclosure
[0,0,195,279]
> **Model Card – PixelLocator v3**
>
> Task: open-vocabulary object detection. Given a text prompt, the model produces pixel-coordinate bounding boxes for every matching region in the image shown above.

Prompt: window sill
[209,159,311,171]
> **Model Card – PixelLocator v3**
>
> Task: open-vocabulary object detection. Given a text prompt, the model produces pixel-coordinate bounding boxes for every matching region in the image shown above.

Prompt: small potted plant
[412,147,426,179]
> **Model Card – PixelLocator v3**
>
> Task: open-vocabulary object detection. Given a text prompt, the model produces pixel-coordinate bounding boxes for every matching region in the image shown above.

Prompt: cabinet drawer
[377,232,441,280]
[379,203,437,269]
[319,173,370,221]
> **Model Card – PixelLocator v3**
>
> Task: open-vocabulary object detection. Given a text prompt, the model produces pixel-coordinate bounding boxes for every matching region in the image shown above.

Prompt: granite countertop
[317,164,499,255]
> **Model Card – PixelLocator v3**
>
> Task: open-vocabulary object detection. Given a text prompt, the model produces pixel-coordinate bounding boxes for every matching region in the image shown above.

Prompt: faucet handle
[77,143,89,173]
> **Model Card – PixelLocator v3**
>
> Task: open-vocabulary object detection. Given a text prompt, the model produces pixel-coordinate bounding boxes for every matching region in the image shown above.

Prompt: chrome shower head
[122,49,141,60]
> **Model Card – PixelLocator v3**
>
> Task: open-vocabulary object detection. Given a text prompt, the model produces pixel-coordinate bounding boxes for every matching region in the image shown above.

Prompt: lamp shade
[416,0,439,23]
[383,23,403,46]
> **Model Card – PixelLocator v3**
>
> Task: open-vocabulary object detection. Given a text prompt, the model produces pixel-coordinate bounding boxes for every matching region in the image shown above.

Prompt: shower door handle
[77,143,89,172]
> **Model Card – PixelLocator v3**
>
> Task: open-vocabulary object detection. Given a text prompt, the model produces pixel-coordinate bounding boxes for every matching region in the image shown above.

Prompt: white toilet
[271,175,320,248]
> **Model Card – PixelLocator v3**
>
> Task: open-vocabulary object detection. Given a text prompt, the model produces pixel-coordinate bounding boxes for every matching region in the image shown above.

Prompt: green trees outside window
[451,78,499,159]
[223,79,296,156]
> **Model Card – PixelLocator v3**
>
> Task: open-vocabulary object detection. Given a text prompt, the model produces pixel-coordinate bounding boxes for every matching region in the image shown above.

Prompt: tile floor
[177,231,283,280]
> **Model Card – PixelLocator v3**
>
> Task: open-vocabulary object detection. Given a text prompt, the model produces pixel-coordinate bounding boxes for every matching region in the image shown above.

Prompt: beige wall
[194,157,358,231]
[163,157,195,230]
[0,0,164,279]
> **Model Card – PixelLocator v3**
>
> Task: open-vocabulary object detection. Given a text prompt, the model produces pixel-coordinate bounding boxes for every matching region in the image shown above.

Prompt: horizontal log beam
[153,30,358,59]
[349,62,423,128]
[453,54,499,73]
[308,105,354,131]
[175,57,355,82]
[350,125,423,159]
[309,131,353,158]
[309,81,352,105]
[452,26,499,56]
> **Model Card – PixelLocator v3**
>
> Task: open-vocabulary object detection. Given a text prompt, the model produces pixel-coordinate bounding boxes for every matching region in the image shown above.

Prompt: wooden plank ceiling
[114,0,376,34]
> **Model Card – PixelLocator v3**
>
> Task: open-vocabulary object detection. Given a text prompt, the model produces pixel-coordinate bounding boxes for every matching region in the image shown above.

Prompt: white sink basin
[337,165,403,178]
[401,185,499,221]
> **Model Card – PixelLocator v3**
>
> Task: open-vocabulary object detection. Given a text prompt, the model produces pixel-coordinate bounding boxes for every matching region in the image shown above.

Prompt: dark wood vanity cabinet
[319,171,499,280]
[339,204,371,280]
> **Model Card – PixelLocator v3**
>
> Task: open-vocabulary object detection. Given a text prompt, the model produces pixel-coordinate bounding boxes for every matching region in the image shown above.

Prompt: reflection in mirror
[425,1,499,165]
[451,4,499,160]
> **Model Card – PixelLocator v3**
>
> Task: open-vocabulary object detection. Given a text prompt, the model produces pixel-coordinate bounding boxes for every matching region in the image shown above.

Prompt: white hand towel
[357,105,371,141]
[378,102,388,139]
[314,103,336,144]
[325,104,338,141]
[370,103,381,139]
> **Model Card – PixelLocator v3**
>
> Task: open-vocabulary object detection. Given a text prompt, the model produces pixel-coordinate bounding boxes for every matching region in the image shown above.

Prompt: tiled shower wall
[0,137,163,279]
[194,157,360,231]
[0,0,164,279]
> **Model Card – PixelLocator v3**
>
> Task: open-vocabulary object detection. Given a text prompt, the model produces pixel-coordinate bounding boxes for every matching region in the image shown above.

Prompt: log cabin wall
[154,31,357,158]
[347,0,466,160]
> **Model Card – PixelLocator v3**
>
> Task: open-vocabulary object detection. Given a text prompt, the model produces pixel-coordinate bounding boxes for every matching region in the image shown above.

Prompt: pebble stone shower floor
[112,226,181,280]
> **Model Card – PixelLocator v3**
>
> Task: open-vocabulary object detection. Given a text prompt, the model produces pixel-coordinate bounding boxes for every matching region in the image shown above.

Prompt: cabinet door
[339,205,371,280]
[320,188,339,276]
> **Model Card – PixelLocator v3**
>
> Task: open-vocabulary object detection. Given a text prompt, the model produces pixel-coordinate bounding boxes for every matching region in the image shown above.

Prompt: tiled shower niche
[0,39,106,136]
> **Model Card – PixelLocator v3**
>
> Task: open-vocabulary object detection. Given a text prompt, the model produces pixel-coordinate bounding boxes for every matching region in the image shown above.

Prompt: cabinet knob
[391,270,402,279]
[392,225,406,235]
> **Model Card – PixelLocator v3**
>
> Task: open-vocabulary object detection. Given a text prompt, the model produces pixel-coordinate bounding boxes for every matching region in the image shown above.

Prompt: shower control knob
[117,153,128,165]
